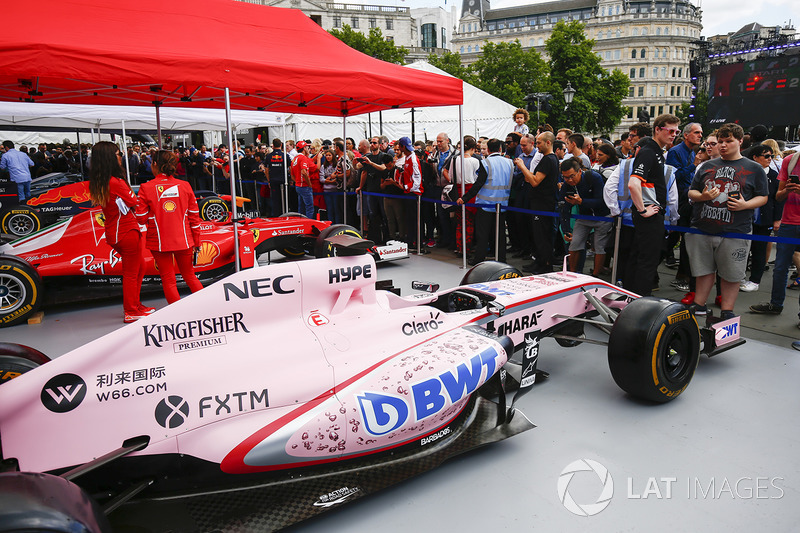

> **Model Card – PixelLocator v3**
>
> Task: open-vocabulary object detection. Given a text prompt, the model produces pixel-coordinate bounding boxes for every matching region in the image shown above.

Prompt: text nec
[223,275,294,301]
[329,264,372,284]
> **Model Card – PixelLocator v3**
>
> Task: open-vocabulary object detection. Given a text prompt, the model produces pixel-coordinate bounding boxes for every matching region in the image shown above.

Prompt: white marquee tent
[270,61,518,143]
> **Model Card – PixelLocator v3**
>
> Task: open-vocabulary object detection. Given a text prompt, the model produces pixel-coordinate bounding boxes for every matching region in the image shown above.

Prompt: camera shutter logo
[155,395,190,428]
[41,373,87,413]
[557,459,614,516]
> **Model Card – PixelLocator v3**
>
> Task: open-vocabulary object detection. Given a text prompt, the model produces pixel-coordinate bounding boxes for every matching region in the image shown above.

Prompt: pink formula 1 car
[0,206,407,327]
[0,256,742,531]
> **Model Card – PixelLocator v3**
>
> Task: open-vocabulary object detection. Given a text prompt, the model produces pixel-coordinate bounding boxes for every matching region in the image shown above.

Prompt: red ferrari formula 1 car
[0,207,382,327]
[0,254,742,532]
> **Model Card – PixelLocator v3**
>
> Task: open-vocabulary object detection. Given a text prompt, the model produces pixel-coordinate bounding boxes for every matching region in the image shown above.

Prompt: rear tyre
[0,257,43,327]
[1,206,42,238]
[460,261,521,285]
[198,196,231,222]
[314,224,363,258]
[608,297,700,403]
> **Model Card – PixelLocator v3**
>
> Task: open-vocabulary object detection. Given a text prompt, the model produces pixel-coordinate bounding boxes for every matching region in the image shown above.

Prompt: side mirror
[487,301,506,317]
[411,281,440,293]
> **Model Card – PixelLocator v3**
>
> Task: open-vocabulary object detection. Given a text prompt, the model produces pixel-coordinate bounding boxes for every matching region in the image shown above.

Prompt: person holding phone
[686,123,768,320]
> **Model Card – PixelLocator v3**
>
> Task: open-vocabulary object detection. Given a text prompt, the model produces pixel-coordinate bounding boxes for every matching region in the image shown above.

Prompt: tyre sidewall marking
[0,264,39,308]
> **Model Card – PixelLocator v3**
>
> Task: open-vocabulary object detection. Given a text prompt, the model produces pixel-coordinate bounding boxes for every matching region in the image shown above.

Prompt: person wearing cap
[290,140,317,219]
[395,136,423,244]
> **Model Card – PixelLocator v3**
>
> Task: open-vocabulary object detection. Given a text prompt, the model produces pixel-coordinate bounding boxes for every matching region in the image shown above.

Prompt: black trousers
[474,208,506,263]
[627,212,665,296]
[530,211,554,273]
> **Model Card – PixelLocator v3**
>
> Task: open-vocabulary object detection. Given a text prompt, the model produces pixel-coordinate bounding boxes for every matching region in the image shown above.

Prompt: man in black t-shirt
[515,131,559,274]
[627,114,679,296]
[356,137,392,244]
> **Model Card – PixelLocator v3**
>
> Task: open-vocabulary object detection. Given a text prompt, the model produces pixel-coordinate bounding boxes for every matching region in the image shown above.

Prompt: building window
[630,68,636,78]
[460,46,465,53]
[632,49,637,59]
[386,18,393,30]
[629,86,635,97]
[601,6,606,16]
[642,27,648,35]
[633,28,639,36]
[650,106,656,117]
[467,45,472,53]
[678,67,683,77]
[628,106,634,119]
[538,37,544,45]
[605,51,612,60]
[369,18,376,29]
[351,17,359,29]
[442,27,446,47]
[655,49,660,58]
[672,67,677,77]
[639,67,645,78]
[616,29,621,37]
[476,45,480,52]
[656,27,661,35]
[638,86,644,96]
[333,16,341,28]
[658,105,664,114]
[651,86,657,97]
[653,67,658,78]
[641,48,647,58]
[659,86,665,97]
[616,5,621,15]
[421,23,437,48]
[661,67,667,78]
[665,27,669,35]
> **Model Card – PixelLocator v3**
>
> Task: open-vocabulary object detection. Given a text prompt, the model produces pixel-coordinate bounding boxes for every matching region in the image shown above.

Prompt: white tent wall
[268,61,517,144]
[0,131,115,146]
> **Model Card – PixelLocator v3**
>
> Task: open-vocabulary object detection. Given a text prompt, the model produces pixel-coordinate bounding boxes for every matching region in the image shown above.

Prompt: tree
[469,40,550,111]
[427,50,474,84]
[545,21,629,133]
[676,91,709,130]
[329,26,408,64]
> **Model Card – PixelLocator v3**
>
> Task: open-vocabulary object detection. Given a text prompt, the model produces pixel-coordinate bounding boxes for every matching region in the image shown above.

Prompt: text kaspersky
[143,313,250,347]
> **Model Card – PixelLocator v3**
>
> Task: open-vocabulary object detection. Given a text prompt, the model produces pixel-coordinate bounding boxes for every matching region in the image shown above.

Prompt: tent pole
[155,104,163,149]
[121,119,131,185]
[411,108,415,143]
[77,130,85,178]
[379,111,383,136]
[342,114,347,226]
[282,121,289,214]
[91,128,95,145]
[224,88,241,272]
[458,104,467,269]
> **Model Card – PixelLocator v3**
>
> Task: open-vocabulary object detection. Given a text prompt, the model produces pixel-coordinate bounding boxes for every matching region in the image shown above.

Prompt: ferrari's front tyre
[608,297,700,403]
[460,261,521,285]
[0,257,43,327]
[314,224,363,258]
[198,196,231,222]
[1,206,42,238]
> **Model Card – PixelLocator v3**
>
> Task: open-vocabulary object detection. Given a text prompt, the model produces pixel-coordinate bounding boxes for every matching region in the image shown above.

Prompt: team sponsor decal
[520,331,540,388]
[377,245,407,256]
[158,185,180,198]
[142,312,250,348]
[307,311,329,327]
[497,310,543,336]
[313,487,360,508]
[38,205,77,213]
[199,388,269,418]
[157,185,165,194]
[95,366,167,401]
[194,241,220,267]
[251,228,260,242]
[270,228,304,236]
[357,347,502,436]
[163,200,177,212]
[155,395,189,428]
[713,319,740,344]
[70,250,122,275]
[20,253,63,261]
[222,275,295,300]
[328,264,372,284]
[402,311,443,336]
[667,310,691,324]
[41,373,87,413]
[421,426,451,446]
[470,282,515,297]
[94,212,106,227]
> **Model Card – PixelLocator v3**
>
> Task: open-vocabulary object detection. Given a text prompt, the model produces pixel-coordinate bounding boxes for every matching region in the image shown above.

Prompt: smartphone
[790,175,800,184]
[729,190,741,200]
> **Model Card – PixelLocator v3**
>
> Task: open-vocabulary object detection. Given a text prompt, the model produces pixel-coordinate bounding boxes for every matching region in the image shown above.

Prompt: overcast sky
[383,0,798,38]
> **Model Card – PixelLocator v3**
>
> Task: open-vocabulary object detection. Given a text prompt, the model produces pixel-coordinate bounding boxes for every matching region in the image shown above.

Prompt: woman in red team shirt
[137,150,204,304]
[88,141,153,323]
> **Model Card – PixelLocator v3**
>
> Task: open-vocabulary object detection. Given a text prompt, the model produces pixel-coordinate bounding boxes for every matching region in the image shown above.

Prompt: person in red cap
[137,150,205,304]
[290,140,317,218]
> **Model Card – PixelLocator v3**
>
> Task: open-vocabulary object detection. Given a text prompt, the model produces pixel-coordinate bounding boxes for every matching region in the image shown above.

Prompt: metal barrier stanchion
[611,217,622,285]
[495,202,501,261]
[417,194,422,255]
[461,202,467,269]
[359,190,365,234]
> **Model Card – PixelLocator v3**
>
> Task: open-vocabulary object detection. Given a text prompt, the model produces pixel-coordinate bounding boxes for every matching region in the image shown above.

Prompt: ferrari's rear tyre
[314,224,363,258]
[0,257,43,327]
[0,343,49,383]
[1,206,42,238]
[608,297,700,403]
[198,196,231,222]
[460,261,521,285]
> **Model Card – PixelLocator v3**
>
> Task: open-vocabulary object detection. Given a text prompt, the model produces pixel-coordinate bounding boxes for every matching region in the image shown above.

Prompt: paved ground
[415,242,800,351]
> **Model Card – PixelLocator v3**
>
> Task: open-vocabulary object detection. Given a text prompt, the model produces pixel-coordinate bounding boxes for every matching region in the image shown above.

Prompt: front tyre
[0,257,43,327]
[314,224,363,258]
[608,297,700,403]
[0,343,49,383]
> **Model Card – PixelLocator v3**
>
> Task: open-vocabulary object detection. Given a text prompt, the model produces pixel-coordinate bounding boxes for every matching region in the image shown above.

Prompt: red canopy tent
[0,0,462,115]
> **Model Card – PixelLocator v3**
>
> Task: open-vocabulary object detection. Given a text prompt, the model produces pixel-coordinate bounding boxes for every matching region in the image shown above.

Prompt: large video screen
[707,55,800,127]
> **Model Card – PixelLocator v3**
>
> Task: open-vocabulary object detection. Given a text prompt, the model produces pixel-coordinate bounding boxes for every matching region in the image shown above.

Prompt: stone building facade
[453,0,703,136]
